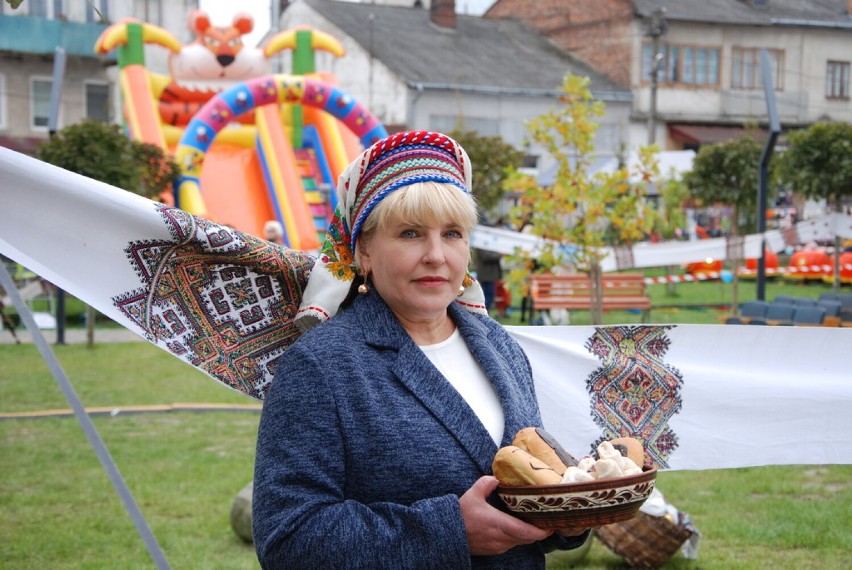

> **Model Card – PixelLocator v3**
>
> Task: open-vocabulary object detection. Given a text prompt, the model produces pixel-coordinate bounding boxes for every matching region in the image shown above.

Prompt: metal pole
[269,0,281,73]
[757,49,781,301]
[0,263,171,570]
[48,47,67,344]
[646,8,666,145]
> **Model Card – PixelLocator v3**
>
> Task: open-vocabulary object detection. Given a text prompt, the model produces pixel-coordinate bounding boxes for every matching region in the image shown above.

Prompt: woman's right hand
[459,476,553,556]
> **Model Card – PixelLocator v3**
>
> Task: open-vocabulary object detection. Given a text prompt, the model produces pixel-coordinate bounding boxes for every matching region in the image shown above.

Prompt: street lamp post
[646,8,666,145]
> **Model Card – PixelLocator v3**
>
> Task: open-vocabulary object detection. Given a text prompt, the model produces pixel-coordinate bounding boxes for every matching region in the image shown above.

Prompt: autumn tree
[777,121,852,290]
[503,74,657,324]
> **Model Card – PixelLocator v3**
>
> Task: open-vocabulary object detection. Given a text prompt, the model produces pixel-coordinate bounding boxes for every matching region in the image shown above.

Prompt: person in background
[474,245,503,314]
[263,220,284,244]
[252,131,589,569]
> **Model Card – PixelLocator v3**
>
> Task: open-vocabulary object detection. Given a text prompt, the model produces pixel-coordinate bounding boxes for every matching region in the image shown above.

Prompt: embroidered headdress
[295,131,486,330]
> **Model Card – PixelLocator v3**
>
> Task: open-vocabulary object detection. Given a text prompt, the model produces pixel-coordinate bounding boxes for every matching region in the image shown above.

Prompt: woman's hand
[459,476,553,556]
[556,526,589,537]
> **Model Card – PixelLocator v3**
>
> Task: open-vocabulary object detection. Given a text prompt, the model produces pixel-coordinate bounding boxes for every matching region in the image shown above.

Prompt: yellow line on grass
[0,403,263,419]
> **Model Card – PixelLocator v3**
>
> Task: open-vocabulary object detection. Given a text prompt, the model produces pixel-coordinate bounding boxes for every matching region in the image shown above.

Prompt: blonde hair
[263,220,283,239]
[355,181,477,261]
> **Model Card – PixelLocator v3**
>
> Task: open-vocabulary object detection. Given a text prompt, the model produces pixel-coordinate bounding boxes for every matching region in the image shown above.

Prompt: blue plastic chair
[817,300,842,317]
[765,302,796,325]
[792,306,826,326]
[740,300,770,319]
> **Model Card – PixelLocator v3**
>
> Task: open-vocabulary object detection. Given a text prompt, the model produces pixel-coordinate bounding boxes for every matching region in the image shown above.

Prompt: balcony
[719,88,808,123]
[0,14,113,59]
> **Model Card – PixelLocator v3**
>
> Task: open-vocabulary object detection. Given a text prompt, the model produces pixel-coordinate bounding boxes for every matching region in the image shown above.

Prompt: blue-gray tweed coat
[253,290,587,569]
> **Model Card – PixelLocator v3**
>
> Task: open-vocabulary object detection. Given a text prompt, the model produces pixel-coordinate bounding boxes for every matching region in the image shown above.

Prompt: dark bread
[512,427,579,475]
[608,437,645,467]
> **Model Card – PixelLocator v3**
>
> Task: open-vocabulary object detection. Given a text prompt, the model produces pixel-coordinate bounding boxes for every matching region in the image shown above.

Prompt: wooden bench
[529,273,651,322]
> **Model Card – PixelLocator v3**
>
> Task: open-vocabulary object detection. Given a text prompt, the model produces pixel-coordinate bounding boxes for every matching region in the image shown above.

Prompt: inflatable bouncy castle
[95,11,387,250]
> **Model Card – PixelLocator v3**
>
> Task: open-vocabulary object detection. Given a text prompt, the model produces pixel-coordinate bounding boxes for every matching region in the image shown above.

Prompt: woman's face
[359,218,470,324]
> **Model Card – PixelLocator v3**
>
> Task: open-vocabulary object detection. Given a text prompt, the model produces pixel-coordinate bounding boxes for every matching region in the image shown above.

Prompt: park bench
[529,273,651,322]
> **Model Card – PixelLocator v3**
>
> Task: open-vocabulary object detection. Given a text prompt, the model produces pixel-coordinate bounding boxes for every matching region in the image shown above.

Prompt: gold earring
[457,285,465,297]
[358,271,370,294]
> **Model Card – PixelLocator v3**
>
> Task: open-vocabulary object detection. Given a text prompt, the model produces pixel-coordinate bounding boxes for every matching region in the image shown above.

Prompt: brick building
[485,0,852,149]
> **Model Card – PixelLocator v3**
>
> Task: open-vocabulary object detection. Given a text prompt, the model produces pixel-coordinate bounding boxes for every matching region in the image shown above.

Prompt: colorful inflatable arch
[175,75,386,250]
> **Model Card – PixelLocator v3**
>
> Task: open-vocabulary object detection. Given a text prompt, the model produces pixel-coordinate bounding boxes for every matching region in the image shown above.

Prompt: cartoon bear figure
[160,11,269,126]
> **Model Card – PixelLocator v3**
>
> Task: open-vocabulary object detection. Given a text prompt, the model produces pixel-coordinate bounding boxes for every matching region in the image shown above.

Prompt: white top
[420,329,505,446]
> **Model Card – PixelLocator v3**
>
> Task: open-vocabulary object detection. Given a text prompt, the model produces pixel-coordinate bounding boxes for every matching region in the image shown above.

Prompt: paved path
[0,326,145,345]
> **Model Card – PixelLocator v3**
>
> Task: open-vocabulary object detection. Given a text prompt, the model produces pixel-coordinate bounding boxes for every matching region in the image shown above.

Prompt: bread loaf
[608,436,645,468]
[492,446,564,486]
[511,427,579,475]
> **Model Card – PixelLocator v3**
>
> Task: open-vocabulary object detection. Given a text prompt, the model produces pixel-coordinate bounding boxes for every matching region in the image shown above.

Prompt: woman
[252,131,588,568]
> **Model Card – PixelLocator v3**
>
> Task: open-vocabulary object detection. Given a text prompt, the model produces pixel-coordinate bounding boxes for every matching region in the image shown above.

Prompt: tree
[777,121,852,289]
[503,74,657,324]
[37,119,179,200]
[448,129,525,215]
[683,136,768,236]
[683,135,772,310]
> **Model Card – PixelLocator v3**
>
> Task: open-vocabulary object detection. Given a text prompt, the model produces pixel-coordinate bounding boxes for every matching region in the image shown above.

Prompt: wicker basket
[594,512,693,568]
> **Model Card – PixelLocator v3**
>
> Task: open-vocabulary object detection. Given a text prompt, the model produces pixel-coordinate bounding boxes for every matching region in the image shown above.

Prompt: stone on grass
[231,481,254,543]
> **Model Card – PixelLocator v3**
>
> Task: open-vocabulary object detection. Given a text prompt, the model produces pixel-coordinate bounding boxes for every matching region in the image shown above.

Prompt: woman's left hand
[459,476,554,556]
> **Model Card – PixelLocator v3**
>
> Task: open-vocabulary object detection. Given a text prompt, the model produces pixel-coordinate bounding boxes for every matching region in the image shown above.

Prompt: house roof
[631,0,852,28]
[304,0,630,100]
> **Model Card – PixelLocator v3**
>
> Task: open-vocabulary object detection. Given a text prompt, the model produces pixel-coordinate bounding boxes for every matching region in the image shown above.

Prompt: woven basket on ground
[594,512,693,568]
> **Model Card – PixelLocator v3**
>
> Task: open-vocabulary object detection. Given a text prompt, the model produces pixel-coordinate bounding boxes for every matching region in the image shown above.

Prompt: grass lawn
[2,277,850,568]
[1,343,260,569]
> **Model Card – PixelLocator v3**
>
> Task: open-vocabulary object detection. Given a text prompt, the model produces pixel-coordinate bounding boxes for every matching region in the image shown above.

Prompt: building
[280,0,633,180]
[3,0,638,186]
[0,0,198,154]
[485,0,852,150]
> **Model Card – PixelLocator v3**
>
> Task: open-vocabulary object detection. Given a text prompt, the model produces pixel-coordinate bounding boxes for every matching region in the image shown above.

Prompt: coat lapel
[450,304,535,449]
[356,294,502,475]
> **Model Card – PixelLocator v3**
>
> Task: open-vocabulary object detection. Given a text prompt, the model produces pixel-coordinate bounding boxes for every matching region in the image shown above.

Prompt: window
[731,47,784,90]
[642,43,719,86]
[826,61,850,99]
[27,0,63,18]
[133,0,161,26]
[29,0,46,17]
[86,0,109,23]
[522,155,539,169]
[31,77,52,130]
[85,81,111,122]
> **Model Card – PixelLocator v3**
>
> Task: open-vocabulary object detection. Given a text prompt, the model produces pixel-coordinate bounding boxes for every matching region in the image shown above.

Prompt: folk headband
[295,131,486,330]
